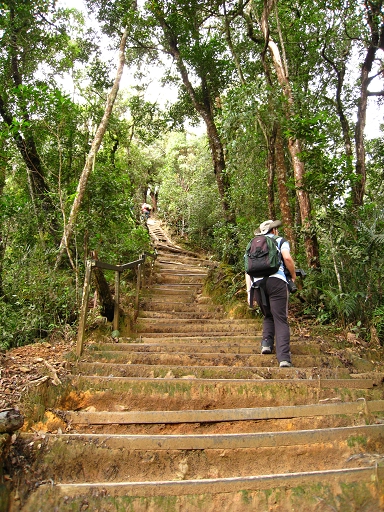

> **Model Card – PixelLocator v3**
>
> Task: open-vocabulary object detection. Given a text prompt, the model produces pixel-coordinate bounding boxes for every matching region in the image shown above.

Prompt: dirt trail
[4,218,384,511]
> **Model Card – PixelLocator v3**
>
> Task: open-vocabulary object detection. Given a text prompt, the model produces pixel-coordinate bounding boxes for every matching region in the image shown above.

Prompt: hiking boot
[261,340,273,355]
[279,360,293,368]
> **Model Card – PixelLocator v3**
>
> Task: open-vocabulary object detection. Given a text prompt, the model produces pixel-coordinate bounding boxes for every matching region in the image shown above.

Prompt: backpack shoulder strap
[274,236,286,249]
[276,237,288,271]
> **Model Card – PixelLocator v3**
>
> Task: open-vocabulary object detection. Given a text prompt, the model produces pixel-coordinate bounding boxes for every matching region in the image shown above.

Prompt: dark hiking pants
[253,277,291,363]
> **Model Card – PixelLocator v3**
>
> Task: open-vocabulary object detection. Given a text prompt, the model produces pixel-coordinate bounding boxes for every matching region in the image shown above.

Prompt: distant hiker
[141,202,152,220]
[244,219,296,368]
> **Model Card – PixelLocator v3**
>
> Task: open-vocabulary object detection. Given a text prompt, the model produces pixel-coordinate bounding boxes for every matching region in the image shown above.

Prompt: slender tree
[353,0,384,207]
[146,0,236,224]
[0,1,60,225]
[56,27,129,267]
[241,0,320,268]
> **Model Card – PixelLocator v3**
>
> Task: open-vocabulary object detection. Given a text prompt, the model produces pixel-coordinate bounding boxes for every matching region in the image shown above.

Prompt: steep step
[13,218,384,512]
[75,361,353,379]
[155,275,206,285]
[139,310,225,319]
[135,318,256,333]
[82,350,343,368]
[72,374,376,390]
[157,265,208,274]
[64,399,384,424]
[155,271,207,279]
[141,294,198,303]
[87,340,322,354]
[144,286,202,296]
[18,424,384,482]
[20,467,383,512]
[139,301,223,312]
[65,375,380,415]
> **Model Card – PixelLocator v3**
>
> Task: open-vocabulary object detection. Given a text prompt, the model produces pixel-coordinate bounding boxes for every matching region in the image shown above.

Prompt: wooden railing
[76,251,157,356]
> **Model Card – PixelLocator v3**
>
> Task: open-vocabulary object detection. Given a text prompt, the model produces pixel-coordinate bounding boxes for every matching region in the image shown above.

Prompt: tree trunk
[156,15,235,224]
[353,0,384,207]
[267,126,276,220]
[6,6,55,219]
[288,138,320,267]
[259,0,320,268]
[0,92,55,228]
[229,10,296,249]
[275,124,296,254]
[55,28,129,268]
[0,163,5,297]
[149,186,159,212]
[87,252,115,321]
[321,47,354,166]
[91,267,115,322]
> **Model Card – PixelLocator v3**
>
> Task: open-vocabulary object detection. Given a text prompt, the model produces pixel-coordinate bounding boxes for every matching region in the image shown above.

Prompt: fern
[373,306,384,346]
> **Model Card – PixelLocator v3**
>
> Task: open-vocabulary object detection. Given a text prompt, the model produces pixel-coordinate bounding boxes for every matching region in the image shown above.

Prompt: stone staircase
[12,219,384,511]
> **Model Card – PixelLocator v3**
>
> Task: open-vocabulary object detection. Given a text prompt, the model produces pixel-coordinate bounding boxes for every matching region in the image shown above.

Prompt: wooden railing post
[140,253,146,288]
[113,270,120,332]
[77,259,93,357]
[76,252,154,352]
[134,263,141,320]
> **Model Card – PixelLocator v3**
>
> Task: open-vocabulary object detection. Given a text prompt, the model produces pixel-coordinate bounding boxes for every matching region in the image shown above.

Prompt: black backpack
[244,234,285,278]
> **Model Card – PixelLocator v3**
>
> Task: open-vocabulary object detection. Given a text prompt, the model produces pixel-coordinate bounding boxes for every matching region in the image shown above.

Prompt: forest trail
[9,218,384,511]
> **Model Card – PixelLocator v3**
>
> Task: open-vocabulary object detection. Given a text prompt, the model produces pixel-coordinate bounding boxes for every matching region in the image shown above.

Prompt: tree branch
[367,90,384,96]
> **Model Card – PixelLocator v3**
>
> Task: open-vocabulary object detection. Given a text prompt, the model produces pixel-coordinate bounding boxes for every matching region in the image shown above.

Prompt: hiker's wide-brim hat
[255,219,282,235]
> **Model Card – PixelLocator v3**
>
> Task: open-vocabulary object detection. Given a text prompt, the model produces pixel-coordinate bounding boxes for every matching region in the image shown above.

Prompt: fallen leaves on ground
[0,339,73,411]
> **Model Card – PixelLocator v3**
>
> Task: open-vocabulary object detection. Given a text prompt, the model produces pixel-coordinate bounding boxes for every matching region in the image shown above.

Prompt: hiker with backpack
[141,202,152,221]
[244,219,296,368]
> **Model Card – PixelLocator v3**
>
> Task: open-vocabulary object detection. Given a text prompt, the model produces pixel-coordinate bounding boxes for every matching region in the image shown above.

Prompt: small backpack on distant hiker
[244,234,285,278]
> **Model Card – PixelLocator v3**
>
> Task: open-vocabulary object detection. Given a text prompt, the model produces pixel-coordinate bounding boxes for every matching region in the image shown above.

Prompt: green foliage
[0,0,175,349]
[205,262,246,308]
[211,221,242,265]
[373,305,384,346]
[346,435,368,449]
[156,132,222,251]
[1,0,384,350]
[299,207,384,333]
[1,258,77,350]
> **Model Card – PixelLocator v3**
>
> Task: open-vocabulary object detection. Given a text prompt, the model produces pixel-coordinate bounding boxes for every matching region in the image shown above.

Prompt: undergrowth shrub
[304,207,384,336]
[1,259,77,350]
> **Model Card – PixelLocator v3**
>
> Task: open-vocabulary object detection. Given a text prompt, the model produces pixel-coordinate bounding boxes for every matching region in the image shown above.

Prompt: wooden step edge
[82,354,346,369]
[85,351,329,360]
[83,354,347,370]
[20,424,384,450]
[79,358,349,370]
[156,269,208,274]
[157,271,208,276]
[64,399,384,425]
[137,318,254,324]
[134,332,271,338]
[49,466,384,498]
[88,342,322,355]
[138,336,304,342]
[138,313,226,319]
[157,258,212,266]
[139,336,265,342]
[71,375,375,389]
[149,284,203,288]
[75,361,352,377]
